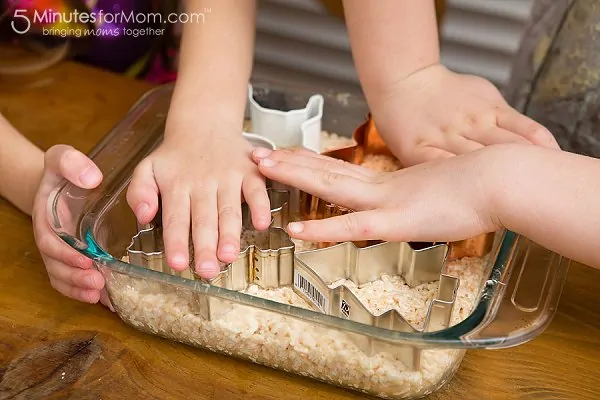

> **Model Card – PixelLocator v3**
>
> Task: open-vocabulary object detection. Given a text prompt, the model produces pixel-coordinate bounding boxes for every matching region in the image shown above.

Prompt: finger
[496,108,560,149]
[216,179,244,263]
[276,149,377,179]
[288,206,490,243]
[253,146,314,160]
[286,209,397,242]
[464,127,532,146]
[191,185,220,279]
[258,158,376,211]
[161,187,192,271]
[34,228,93,269]
[44,257,105,289]
[403,146,455,166]
[126,160,160,224]
[49,277,101,304]
[253,148,375,179]
[242,174,271,231]
[444,135,485,155]
[45,145,103,188]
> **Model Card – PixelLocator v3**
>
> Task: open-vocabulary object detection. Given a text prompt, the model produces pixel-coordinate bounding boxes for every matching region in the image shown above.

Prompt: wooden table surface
[1,52,600,400]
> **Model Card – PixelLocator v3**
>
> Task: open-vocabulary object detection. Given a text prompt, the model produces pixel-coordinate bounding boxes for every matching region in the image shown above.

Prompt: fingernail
[171,254,187,268]
[253,148,272,159]
[220,244,236,255]
[108,303,115,312]
[288,222,304,234]
[260,158,277,167]
[197,261,217,273]
[136,202,150,220]
[79,165,101,187]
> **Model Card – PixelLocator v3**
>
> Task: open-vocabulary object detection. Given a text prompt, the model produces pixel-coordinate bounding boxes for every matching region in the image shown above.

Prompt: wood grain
[1,45,600,400]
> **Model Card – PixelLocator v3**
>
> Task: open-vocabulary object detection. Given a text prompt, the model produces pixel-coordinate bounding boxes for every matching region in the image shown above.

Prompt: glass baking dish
[48,81,570,399]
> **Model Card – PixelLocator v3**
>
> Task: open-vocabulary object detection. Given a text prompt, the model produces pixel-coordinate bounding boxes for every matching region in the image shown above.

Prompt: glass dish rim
[69,226,514,349]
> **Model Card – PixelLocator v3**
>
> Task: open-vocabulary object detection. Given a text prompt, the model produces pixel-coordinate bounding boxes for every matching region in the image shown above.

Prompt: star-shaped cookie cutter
[245,83,324,152]
[299,113,496,259]
[125,186,458,370]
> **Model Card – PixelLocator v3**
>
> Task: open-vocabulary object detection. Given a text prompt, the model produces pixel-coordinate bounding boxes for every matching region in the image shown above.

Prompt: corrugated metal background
[251,0,535,95]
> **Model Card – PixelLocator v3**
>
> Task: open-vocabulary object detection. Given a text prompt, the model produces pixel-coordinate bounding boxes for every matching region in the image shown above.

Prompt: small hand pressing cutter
[126,187,291,282]
[300,113,496,259]
[125,187,458,371]
[126,132,278,280]
[245,83,324,152]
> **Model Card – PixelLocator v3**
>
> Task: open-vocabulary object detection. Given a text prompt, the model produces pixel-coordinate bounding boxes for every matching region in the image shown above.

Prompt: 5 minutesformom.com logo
[10,8,208,35]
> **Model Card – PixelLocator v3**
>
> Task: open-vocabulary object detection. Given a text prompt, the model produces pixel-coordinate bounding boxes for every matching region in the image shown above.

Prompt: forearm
[0,115,44,216]
[342,0,439,98]
[487,145,600,269]
[169,0,256,135]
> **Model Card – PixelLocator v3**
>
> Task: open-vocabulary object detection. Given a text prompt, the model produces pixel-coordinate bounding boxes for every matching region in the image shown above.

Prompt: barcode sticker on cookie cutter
[294,270,329,313]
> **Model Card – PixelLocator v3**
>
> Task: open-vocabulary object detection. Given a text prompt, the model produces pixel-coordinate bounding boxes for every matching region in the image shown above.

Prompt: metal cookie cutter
[211,231,455,370]
[209,188,294,291]
[126,188,291,279]
[245,83,324,152]
[127,223,194,280]
[208,193,456,371]
[300,114,495,259]
[294,240,458,370]
[126,130,279,278]
[125,188,293,319]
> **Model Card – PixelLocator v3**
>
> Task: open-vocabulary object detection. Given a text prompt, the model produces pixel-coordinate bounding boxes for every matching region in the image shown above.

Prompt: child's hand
[252,147,501,243]
[32,145,112,309]
[126,127,272,280]
[371,64,559,167]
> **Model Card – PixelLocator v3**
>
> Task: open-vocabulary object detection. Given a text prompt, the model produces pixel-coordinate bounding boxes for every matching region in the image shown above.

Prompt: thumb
[44,145,103,189]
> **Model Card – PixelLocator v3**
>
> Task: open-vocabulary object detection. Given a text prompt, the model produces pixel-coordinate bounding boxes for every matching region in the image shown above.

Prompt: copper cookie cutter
[299,114,495,259]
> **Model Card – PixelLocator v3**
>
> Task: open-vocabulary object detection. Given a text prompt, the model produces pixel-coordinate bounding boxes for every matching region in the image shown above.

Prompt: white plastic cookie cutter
[245,83,324,152]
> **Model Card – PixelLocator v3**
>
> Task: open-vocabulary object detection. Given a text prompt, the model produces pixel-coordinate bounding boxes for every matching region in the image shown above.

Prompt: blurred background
[252,0,533,94]
[0,0,534,96]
